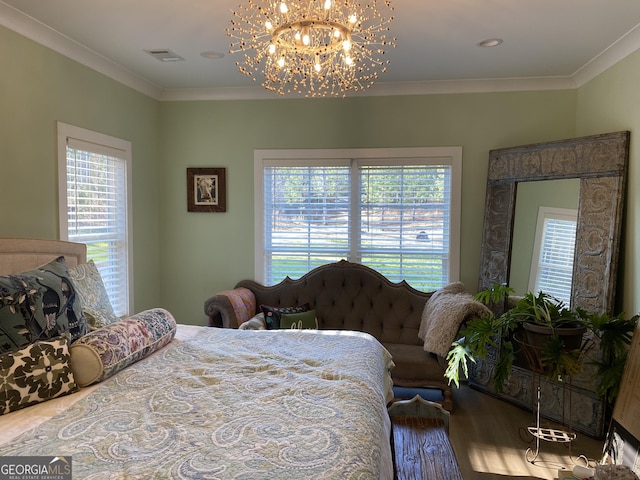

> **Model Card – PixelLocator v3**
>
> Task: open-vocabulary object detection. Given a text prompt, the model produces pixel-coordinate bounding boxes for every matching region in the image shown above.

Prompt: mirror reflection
[509,178,580,302]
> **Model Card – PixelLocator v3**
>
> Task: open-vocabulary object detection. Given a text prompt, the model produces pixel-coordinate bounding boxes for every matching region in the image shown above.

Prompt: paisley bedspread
[0,326,395,480]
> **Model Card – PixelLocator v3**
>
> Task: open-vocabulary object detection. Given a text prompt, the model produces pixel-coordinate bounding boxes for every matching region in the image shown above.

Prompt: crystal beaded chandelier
[227,0,396,97]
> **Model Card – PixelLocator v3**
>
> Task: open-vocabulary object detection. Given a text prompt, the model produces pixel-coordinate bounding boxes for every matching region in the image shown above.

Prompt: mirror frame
[479,131,630,315]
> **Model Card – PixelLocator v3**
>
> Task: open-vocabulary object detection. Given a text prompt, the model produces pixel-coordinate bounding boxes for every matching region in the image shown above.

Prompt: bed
[0,238,394,479]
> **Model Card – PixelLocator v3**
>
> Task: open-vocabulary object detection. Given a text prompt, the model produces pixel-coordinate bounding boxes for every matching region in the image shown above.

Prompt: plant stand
[525,379,577,464]
[515,334,580,464]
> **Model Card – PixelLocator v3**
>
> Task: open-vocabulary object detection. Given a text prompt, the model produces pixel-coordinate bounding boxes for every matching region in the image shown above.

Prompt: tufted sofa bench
[204,260,474,411]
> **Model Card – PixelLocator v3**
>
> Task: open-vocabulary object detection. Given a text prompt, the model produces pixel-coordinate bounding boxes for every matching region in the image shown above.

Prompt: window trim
[254,147,462,284]
[56,122,134,314]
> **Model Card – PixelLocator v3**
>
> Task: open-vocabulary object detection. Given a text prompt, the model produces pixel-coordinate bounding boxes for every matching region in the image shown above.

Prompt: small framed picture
[187,167,227,212]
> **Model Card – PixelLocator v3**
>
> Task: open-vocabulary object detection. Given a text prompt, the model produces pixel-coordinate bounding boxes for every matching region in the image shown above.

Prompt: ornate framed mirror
[473,131,630,438]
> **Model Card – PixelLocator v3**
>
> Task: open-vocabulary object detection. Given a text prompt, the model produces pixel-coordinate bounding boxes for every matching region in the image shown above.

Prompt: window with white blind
[255,147,462,291]
[57,122,132,316]
[528,207,577,304]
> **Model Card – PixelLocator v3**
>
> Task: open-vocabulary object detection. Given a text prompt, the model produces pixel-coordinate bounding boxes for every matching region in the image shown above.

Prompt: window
[528,207,577,304]
[255,147,462,291]
[57,122,132,316]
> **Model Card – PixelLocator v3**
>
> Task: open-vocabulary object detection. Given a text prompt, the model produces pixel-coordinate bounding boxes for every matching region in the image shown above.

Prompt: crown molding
[0,2,163,99]
[160,76,578,101]
[2,1,639,102]
[573,22,640,87]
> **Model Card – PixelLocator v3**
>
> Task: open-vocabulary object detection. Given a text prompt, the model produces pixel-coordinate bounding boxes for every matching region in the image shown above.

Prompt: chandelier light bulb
[227,0,396,97]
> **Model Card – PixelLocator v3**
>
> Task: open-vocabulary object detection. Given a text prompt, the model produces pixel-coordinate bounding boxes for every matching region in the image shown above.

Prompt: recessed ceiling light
[478,38,503,48]
[200,51,225,60]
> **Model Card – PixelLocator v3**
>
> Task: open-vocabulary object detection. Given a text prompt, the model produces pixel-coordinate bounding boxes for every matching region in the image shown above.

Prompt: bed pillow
[0,256,90,354]
[68,260,120,330]
[69,308,177,387]
[0,335,78,415]
[260,303,311,330]
[279,310,318,330]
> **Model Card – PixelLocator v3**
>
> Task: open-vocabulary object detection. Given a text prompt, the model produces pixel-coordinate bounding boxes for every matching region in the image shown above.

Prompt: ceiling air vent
[145,49,185,62]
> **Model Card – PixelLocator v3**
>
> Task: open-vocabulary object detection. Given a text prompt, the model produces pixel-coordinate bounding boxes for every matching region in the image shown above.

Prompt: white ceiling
[3,0,640,100]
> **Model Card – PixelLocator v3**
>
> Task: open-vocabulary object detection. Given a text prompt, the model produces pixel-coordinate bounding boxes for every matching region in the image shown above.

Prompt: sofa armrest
[204,287,256,328]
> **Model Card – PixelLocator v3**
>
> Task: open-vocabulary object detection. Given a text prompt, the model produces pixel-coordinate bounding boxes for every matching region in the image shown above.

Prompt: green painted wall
[14,23,629,327]
[158,92,577,324]
[0,26,162,313]
[576,49,640,316]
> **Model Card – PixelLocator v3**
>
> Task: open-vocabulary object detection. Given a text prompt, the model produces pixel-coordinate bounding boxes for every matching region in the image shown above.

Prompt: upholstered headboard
[0,238,86,275]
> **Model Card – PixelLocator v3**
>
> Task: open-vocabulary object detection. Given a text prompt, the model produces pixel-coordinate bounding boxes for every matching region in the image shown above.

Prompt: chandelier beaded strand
[227,0,396,97]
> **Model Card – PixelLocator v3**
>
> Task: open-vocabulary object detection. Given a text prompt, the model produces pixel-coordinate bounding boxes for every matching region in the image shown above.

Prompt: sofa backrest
[236,260,433,346]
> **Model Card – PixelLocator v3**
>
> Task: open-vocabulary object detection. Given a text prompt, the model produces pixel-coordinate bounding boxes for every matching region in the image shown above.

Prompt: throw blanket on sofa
[419,282,492,357]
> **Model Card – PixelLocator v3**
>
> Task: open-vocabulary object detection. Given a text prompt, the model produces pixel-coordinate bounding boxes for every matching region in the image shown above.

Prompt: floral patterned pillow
[0,256,90,354]
[69,308,177,387]
[68,260,120,330]
[0,335,78,415]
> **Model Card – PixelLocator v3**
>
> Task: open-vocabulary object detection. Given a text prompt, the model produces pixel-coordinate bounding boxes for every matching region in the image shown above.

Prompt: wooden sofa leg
[442,389,453,412]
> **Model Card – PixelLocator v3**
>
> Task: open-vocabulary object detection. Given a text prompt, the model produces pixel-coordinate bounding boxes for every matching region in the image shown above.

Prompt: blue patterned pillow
[68,260,120,329]
[0,257,90,354]
[0,335,78,415]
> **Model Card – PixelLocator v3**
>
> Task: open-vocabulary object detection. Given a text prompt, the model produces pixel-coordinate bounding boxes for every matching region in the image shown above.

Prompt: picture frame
[187,167,227,212]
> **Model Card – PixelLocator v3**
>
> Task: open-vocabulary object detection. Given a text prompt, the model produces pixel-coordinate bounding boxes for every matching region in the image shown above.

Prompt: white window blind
[529,207,577,304]
[58,123,132,317]
[257,148,461,291]
[359,164,452,289]
[264,163,351,281]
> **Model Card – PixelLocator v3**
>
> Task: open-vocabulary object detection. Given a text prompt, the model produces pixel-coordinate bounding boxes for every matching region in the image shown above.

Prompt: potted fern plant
[445,284,638,407]
[578,309,639,406]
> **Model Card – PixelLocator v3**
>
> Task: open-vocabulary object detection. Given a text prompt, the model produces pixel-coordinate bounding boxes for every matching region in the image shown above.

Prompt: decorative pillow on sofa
[0,256,90,354]
[260,303,311,330]
[238,312,267,330]
[0,335,78,415]
[280,310,318,330]
[69,308,177,387]
[68,260,120,330]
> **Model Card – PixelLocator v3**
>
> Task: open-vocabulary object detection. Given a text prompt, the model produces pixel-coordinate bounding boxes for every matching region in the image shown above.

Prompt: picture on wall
[187,167,227,212]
